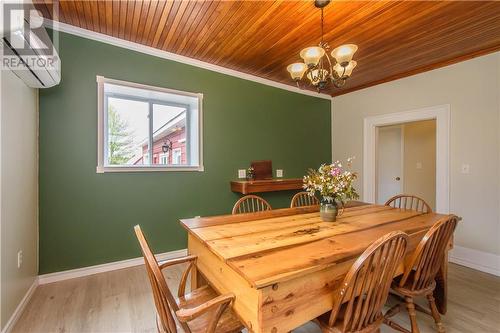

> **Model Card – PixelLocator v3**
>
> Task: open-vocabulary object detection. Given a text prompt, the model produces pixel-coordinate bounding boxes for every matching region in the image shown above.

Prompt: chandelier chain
[320,8,324,45]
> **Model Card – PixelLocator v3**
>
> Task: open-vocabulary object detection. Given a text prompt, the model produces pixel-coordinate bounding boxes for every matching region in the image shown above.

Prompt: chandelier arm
[333,79,344,88]
[324,53,334,79]
[319,57,325,81]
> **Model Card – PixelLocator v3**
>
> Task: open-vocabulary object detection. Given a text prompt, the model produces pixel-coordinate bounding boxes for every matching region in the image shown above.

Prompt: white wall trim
[449,245,500,277]
[3,247,497,333]
[95,75,204,173]
[363,104,450,213]
[44,19,331,100]
[38,248,187,285]
[1,279,38,333]
[1,248,188,331]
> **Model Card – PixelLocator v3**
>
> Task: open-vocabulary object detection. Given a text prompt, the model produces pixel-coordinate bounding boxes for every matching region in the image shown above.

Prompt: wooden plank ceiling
[35,1,500,96]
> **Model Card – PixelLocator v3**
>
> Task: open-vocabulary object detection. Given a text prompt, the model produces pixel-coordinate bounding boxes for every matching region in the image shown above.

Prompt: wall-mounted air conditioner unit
[0,5,60,88]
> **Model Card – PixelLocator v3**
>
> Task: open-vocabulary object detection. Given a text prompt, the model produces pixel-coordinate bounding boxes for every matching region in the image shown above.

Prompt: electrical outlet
[416,162,422,169]
[276,169,283,178]
[238,169,246,179]
[461,164,470,174]
[17,250,23,269]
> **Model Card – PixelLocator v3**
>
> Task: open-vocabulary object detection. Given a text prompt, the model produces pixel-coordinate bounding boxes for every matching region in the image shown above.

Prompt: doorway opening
[376,120,436,210]
[363,105,450,213]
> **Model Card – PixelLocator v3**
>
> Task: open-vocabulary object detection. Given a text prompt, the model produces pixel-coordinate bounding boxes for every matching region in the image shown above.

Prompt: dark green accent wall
[39,32,331,274]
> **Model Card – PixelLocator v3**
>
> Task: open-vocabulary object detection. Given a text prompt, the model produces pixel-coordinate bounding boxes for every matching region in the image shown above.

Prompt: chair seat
[174,285,244,333]
[391,272,436,297]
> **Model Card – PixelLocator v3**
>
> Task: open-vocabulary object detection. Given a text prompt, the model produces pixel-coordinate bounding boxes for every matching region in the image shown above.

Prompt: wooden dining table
[180,202,453,333]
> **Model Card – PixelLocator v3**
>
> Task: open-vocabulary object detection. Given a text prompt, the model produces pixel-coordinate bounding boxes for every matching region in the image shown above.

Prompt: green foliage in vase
[303,157,359,205]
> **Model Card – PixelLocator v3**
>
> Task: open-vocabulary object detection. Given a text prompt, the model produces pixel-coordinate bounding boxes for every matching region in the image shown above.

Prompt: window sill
[96,165,204,173]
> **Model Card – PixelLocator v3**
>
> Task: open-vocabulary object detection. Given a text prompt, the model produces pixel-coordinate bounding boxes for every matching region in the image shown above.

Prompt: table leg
[434,254,448,315]
[190,265,208,291]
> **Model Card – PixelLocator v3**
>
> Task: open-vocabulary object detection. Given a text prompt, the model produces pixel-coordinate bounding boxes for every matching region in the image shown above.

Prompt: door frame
[363,104,450,213]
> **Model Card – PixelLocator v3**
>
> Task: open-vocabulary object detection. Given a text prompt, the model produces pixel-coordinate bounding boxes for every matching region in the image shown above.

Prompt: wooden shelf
[230,178,303,194]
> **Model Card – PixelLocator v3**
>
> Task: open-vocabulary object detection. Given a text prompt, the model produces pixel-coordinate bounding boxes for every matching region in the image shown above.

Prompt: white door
[376,125,403,204]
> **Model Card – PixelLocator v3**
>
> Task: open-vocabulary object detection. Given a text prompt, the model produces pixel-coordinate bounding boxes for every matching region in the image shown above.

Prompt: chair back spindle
[385,194,432,213]
[399,216,459,291]
[290,191,320,208]
[232,195,272,214]
[327,231,409,332]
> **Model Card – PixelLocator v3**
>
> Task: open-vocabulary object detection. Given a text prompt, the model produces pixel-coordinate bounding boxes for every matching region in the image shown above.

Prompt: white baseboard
[1,278,39,333]
[449,245,500,277]
[2,246,497,332]
[1,249,187,332]
[38,248,187,285]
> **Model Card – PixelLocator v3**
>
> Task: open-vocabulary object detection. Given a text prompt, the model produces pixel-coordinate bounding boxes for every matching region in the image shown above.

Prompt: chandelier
[287,0,358,92]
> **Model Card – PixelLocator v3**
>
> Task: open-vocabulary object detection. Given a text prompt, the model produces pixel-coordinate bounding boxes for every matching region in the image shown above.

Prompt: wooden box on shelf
[251,160,272,180]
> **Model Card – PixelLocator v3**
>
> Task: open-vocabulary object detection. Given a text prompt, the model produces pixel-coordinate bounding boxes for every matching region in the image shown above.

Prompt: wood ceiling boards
[35,1,500,96]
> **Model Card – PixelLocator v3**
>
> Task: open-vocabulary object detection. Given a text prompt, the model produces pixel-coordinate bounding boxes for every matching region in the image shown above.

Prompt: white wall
[0,70,38,330]
[403,120,436,210]
[332,52,500,257]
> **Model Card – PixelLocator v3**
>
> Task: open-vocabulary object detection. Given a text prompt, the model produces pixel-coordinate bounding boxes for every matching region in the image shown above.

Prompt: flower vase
[320,201,338,222]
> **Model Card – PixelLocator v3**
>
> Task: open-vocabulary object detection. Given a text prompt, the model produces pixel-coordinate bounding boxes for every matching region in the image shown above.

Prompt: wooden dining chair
[290,191,320,208]
[314,231,409,333]
[384,215,459,333]
[134,225,244,333]
[231,195,272,215]
[385,194,432,213]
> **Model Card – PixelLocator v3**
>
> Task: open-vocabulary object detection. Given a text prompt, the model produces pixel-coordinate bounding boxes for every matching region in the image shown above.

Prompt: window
[172,148,182,165]
[97,76,203,172]
[159,153,169,165]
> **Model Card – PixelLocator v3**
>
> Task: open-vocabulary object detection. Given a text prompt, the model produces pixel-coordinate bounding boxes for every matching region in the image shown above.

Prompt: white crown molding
[38,248,188,285]
[43,19,332,101]
[1,278,38,333]
[449,245,500,277]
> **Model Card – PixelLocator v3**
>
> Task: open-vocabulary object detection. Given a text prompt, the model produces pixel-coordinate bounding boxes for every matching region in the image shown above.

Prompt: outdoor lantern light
[162,140,172,153]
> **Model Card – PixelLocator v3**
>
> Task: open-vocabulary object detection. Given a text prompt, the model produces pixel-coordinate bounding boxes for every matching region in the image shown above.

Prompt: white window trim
[96,75,204,173]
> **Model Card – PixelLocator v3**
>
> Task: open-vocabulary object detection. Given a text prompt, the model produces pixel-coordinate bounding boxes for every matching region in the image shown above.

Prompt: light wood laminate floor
[13,263,500,332]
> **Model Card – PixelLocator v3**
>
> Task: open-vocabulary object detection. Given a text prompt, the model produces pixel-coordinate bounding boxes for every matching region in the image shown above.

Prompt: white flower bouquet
[303,157,359,206]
